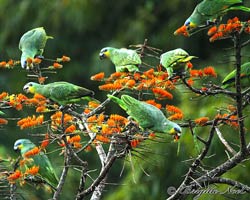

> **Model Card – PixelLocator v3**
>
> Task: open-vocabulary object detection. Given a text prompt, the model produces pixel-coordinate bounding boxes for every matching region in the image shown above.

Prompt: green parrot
[108,94,182,138]
[19,27,53,69]
[160,48,197,77]
[14,139,58,188]
[99,47,141,72]
[23,81,95,106]
[184,0,250,31]
[222,62,250,88]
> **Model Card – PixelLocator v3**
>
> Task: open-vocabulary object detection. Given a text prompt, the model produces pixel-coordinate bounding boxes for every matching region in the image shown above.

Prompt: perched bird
[222,62,250,89]
[108,94,182,138]
[160,48,196,78]
[23,81,95,106]
[99,47,141,72]
[19,27,53,69]
[184,0,250,30]
[14,139,58,188]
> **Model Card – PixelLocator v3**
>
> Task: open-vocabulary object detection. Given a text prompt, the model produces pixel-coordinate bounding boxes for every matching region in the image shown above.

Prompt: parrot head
[184,18,197,30]
[14,139,35,154]
[23,82,38,94]
[167,123,182,141]
[99,47,112,59]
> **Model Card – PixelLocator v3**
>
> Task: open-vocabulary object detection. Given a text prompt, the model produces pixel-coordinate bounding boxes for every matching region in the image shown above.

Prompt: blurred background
[0,0,250,199]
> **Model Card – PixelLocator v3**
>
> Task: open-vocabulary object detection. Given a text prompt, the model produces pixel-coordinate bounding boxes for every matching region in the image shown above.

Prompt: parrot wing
[112,49,141,66]
[120,95,159,129]
[33,153,58,188]
[197,0,243,17]
[45,82,94,105]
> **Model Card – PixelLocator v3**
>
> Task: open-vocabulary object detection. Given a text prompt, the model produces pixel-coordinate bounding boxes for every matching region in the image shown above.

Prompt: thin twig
[215,127,237,155]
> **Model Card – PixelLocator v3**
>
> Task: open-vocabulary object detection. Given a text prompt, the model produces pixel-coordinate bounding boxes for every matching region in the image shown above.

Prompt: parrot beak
[23,84,30,93]
[99,52,108,59]
[99,48,110,59]
[169,126,182,138]
[21,60,27,69]
[99,52,105,59]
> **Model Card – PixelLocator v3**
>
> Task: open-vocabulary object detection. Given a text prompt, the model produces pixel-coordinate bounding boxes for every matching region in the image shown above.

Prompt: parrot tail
[226,5,250,12]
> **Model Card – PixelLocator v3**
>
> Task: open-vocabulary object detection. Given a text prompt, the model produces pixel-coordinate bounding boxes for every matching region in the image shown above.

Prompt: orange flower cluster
[65,124,76,133]
[52,62,63,69]
[8,93,28,110]
[86,113,129,144]
[195,117,209,126]
[38,76,46,84]
[189,66,217,78]
[17,115,44,129]
[189,69,203,78]
[208,17,244,42]
[84,101,101,114]
[0,92,8,100]
[187,78,194,86]
[203,66,217,77]
[174,25,189,37]
[130,139,141,148]
[7,170,22,183]
[110,114,129,124]
[216,114,239,128]
[40,133,50,149]
[227,105,237,112]
[144,99,162,109]
[0,59,19,68]
[25,93,48,113]
[95,69,175,100]
[68,135,82,148]
[245,20,250,34]
[91,72,105,81]
[166,105,184,120]
[25,166,40,176]
[152,87,173,100]
[130,134,145,148]
[24,147,40,158]
[50,111,73,130]
[95,135,110,143]
[0,118,8,125]
[56,55,71,62]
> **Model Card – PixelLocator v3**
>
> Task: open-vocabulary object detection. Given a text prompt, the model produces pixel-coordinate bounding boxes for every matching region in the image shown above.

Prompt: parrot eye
[184,20,190,26]
[174,127,181,134]
[28,83,33,87]
[102,48,108,53]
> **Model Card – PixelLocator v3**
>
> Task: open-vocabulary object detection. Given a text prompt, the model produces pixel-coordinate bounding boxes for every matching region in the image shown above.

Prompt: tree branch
[167,119,218,200]
[53,148,71,200]
[76,154,117,199]
[215,127,237,155]
[234,32,247,153]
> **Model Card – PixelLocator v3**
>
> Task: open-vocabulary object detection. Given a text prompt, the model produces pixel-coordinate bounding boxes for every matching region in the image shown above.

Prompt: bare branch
[234,32,247,153]
[76,154,117,199]
[167,119,218,200]
[181,76,236,98]
[215,127,237,155]
[53,148,71,200]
